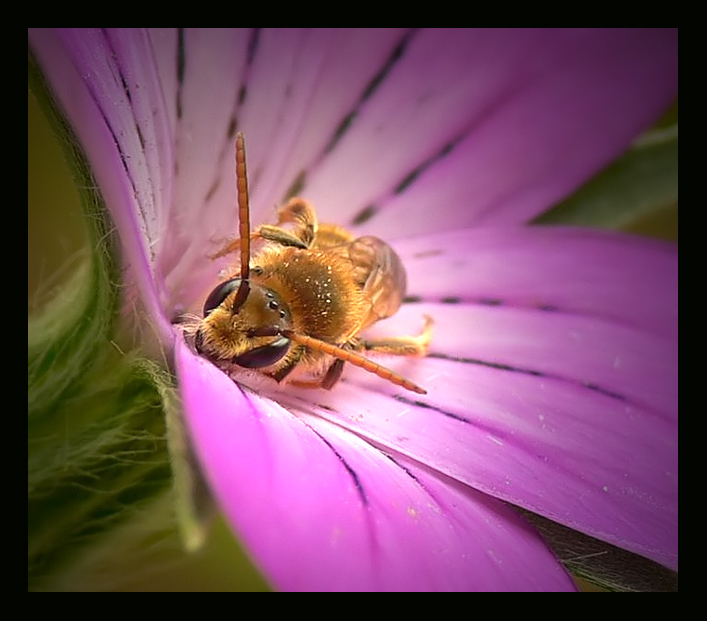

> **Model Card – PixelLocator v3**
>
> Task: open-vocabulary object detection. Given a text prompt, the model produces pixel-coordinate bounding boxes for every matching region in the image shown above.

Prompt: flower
[28,28,678,591]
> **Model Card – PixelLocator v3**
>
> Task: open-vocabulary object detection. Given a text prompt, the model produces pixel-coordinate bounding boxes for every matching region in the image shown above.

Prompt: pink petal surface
[152,29,413,309]
[176,339,576,591]
[29,28,174,343]
[265,227,677,571]
[29,28,678,586]
[398,226,677,338]
[348,29,678,238]
[153,29,677,242]
[83,28,676,314]
[30,29,677,319]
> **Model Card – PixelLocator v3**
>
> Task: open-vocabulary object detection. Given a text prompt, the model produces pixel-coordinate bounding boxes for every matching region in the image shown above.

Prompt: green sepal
[517,508,678,592]
[534,119,678,236]
[28,53,173,589]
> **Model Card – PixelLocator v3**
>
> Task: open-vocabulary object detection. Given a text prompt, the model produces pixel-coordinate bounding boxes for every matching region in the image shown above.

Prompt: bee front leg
[269,345,307,383]
[274,351,345,391]
[321,359,345,390]
[255,198,318,249]
[285,359,345,391]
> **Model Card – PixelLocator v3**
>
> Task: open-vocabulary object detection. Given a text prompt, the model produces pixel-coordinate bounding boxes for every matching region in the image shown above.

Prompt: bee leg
[209,237,242,259]
[255,225,309,249]
[287,362,343,391]
[269,345,307,383]
[357,315,434,357]
[271,348,345,391]
[255,198,318,248]
[321,359,346,390]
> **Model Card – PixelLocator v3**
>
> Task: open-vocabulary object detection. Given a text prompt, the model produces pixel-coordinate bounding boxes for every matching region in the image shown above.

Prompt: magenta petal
[31,29,678,314]
[285,227,677,570]
[176,339,576,591]
[301,29,678,237]
[299,357,677,572]
[29,28,174,342]
[149,29,412,308]
[397,226,677,338]
[31,27,677,585]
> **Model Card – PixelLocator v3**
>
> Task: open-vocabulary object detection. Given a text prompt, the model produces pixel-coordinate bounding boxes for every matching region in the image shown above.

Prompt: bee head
[195,277,292,368]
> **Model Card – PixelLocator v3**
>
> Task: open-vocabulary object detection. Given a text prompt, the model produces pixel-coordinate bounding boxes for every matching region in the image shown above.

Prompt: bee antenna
[231,279,251,313]
[235,132,251,281]
[282,331,427,395]
[233,132,251,311]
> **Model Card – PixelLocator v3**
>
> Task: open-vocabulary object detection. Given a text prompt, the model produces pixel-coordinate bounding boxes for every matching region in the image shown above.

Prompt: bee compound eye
[232,337,291,369]
[203,278,242,316]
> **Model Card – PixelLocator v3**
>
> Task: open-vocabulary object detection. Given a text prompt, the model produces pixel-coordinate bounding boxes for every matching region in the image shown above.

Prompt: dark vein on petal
[118,67,132,103]
[411,249,443,259]
[382,453,423,485]
[387,392,536,456]
[326,110,357,156]
[361,29,417,101]
[201,29,260,210]
[324,29,418,156]
[237,85,247,106]
[581,382,626,401]
[283,170,307,201]
[351,204,379,226]
[176,28,186,119]
[380,451,466,518]
[238,28,261,107]
[401,294,567,311]
[428,351,544,376]
[307,427,369,507]
[479,298,504,307]
[394,135,463,195]
[392,393,470,424]
[277,30,417,205]
[288,378,509,458]
[90,32,148,255]
[226,115,238,140]
[362,66,534,225]
[428,352,538,378]
[280,394,464,545]
[204,178,220,202]
[427,352,628,403]
[135,123,146,151]
[404,295,506,307]
[247,28,261,67]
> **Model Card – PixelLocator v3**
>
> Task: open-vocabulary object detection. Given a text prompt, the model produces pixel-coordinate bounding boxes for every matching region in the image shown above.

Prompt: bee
[193,133,433,394]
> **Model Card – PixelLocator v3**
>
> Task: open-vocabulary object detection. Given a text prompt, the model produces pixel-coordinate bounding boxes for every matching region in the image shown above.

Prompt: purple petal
[398,226,677,338]
[278,227,677,570]
[159,28,676,309]
[29,28,174,341]
[30,29,677,316]
[293,29,678,237]
[176,339,576,591]
[149,29,412,309]
[31,27,677,582]
[156,29,677,247]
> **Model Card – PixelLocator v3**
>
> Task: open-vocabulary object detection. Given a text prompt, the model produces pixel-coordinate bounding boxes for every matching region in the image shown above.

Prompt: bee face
[195,278,293,369]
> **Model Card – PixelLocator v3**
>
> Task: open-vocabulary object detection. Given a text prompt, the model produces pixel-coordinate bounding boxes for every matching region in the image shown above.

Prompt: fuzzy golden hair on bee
[193,132,433,394]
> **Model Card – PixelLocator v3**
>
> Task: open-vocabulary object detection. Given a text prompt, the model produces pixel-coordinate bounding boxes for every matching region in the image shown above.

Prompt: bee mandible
[194,133,432,394]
